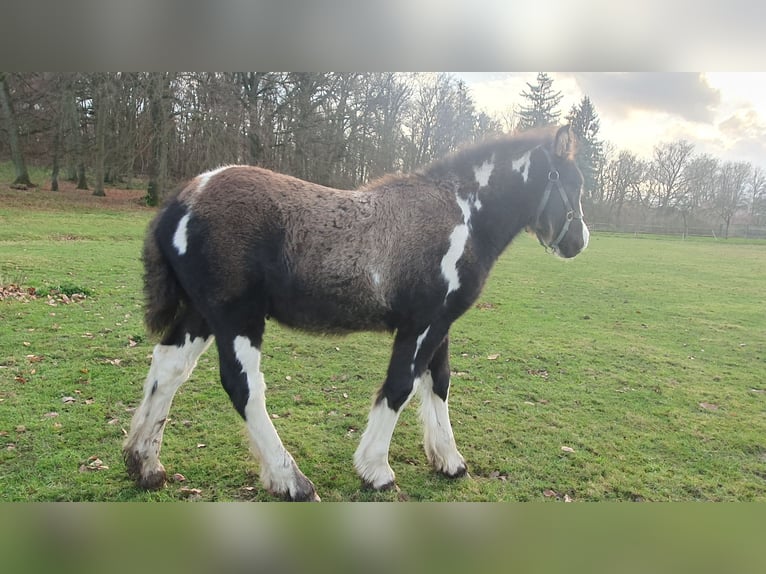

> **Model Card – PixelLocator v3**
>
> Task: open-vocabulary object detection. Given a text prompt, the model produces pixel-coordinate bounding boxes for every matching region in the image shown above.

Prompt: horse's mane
[420,126,560,178]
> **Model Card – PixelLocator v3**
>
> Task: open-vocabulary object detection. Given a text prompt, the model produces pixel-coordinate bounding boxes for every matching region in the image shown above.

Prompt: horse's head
[531,125,590,259]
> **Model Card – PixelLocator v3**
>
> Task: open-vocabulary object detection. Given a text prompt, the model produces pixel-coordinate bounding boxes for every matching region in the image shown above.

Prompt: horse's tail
[142,215,183,337]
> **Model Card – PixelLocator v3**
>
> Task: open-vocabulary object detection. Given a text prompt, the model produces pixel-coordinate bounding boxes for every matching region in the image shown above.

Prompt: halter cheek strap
[535,148,582,253]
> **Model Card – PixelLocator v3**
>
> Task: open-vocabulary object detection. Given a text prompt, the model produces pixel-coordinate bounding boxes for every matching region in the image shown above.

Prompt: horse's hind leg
[123,310,213,490]
[418,336,467,478]
[215,317,319,502]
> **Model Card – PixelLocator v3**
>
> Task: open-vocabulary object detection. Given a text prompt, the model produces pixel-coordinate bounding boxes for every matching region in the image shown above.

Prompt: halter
[535,147,583,253]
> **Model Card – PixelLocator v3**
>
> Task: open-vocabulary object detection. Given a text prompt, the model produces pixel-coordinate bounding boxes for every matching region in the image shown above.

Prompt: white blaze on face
[473,156,494,188]
[173,213,192,255]
[512,151,531,183]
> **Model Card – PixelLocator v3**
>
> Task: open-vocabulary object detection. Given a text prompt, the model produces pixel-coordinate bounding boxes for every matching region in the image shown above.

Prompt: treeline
[0,72,502,204]
[594,141,766,237]
[1,72,764,236]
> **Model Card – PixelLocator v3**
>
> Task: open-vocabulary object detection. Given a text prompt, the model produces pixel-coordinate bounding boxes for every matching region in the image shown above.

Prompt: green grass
[1,188,765,501]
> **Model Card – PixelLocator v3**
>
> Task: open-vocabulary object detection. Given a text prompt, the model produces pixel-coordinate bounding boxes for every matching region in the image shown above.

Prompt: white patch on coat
[512,151,531,183]
[473,156,495,188]
[233,335,314,499]
[417,371,466,476]
[455,195,472,225]
[354,379,420,489]
[440,223,469,297]
[197,165,232,193]
[173,213,192,255]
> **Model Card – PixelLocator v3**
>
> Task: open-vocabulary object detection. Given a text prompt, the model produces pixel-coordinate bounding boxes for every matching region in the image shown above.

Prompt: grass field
[1,184,765,501]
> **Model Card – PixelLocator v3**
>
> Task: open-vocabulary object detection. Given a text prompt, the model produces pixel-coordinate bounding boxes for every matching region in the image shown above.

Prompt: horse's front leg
[418,335,467,478]
[354,324,446,491]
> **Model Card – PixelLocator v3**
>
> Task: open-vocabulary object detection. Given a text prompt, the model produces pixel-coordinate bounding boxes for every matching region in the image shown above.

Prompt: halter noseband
[535,147,583,253]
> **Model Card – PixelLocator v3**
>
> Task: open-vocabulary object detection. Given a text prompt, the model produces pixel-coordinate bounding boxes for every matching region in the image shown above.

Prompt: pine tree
[567,95,603,199]
[517,72,563,130]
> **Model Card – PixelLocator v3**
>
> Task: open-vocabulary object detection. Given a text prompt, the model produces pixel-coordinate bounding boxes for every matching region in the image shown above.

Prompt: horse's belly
[268,290,391,334]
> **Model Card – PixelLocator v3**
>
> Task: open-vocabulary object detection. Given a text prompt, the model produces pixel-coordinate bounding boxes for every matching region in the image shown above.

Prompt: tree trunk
[92,76,107,196]
[146,72,170,206]
[51,126,60,191]
[0,73,33,188]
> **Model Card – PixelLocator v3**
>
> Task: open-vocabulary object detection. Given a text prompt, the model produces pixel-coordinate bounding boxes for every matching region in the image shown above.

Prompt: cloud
[570,73,721,124]
[715,108,766,166]
[718,108,766,140]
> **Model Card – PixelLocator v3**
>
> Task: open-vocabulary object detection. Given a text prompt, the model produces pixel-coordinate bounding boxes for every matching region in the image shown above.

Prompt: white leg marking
[418,371,466,476]
[441,223,469,298]
[354,380,420,489]
[233,336,317,500]
[172,213,191,255]
[512,151,531,183]
[473,156,495,188]
[124,335,213,483]
[411,326,431,373]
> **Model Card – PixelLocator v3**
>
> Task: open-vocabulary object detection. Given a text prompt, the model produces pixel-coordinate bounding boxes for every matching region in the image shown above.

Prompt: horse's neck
[420,141,544,260]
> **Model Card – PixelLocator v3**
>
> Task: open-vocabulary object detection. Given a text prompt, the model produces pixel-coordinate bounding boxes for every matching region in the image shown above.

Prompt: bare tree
[714,161,751,238]
[603,149,647,223]
[0,72,33,187]
[677,154,719,237]
[650,140,695,209]
[146,72,174,206]
[748,166,766,224]
[92,73,110,196]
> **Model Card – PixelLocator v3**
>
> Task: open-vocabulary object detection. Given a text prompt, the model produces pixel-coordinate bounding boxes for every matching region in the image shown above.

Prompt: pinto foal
[123,125,589,500]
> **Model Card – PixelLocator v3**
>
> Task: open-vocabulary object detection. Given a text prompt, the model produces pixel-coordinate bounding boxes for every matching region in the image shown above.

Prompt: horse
[123,125,589,501]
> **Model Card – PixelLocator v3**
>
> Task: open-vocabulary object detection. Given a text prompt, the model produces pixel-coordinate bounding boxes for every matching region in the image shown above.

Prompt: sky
[456,73,766,169]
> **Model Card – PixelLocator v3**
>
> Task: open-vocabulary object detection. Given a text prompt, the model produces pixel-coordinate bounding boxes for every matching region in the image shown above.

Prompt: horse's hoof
[138,467,168,490]
[442,464,469,479]
[288,490,321,502]
[124,449,167,490]
[361,479,399,493]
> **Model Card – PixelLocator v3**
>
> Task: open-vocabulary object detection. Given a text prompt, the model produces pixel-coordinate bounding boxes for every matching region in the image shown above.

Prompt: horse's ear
[554,125,577,160]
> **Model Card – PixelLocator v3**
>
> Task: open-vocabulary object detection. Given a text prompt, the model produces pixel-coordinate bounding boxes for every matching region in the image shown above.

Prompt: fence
[589,222,766,240]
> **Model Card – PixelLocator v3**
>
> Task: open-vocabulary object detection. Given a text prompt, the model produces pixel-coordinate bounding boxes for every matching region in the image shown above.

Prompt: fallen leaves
[0,284,37,301]
[0,283,89,305]
[79,456,109,472]
[179,487,202,500]
[543,489,574,502]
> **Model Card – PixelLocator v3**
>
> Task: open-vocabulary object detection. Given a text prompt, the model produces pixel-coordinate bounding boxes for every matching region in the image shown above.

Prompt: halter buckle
[548,170,560,182]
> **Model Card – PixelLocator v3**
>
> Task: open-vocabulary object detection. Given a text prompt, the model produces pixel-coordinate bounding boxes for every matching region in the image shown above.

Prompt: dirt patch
[0,180,153,212]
